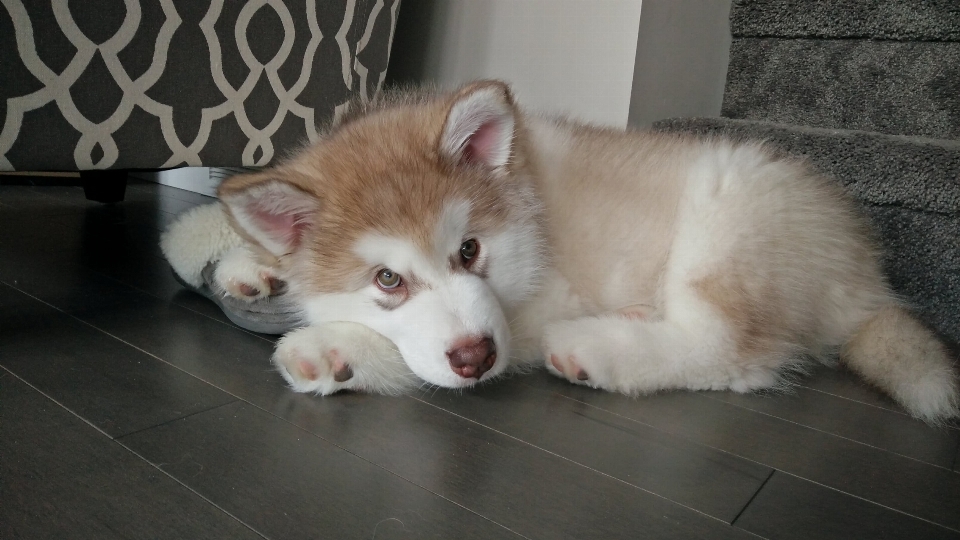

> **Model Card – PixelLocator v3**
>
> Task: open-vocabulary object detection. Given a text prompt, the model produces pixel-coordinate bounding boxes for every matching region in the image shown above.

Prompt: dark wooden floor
[1,179,959,540]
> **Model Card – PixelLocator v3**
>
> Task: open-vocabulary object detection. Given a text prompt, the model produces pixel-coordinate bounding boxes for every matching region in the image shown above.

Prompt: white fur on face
[482,213,544,309]
[303,200,517,388]
[433,199,472,264]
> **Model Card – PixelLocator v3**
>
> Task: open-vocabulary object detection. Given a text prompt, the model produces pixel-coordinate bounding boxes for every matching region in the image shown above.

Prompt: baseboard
[130,167,256,198]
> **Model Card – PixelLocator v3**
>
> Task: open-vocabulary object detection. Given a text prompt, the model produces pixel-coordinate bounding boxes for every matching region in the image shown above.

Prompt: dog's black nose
[447,336,497,379]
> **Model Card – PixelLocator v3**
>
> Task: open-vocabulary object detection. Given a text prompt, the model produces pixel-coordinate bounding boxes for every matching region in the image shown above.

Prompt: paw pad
[267,276,287,294]
[298,360,320,381]
[328,350,354,382]
[549,354,589,382]
[238,283,261,297]
[549,354,564,373]
[333,364,354,382]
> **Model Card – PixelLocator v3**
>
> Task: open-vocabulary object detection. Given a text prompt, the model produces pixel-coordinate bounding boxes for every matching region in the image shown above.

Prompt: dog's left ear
[218,172,320,258]
[439,80,516,172]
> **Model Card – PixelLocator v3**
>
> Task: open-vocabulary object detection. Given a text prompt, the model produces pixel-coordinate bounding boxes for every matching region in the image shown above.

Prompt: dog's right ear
[439,80,516,173]
[218,172,320,258]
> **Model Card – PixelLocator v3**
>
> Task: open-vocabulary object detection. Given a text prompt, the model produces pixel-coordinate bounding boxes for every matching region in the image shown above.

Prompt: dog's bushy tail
[841,305,958,424]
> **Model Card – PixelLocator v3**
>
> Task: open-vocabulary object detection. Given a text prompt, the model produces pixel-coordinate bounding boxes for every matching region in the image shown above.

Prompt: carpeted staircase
[654,0,960,346]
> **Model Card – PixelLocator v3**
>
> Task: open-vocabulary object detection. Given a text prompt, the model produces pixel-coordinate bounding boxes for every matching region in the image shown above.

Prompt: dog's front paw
[541,318,614,389]
[213,247,284,302]
[273,323,413,395]
[273,325,362,395]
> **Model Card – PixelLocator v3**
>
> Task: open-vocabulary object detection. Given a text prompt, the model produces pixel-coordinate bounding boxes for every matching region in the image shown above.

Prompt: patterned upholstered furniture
[1,0,399,199]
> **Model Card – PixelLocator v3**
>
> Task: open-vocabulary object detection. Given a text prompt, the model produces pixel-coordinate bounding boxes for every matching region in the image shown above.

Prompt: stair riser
[653,118,960,214]
[723,39,960,140]
[864,205,960,346]
[731,0,960,41]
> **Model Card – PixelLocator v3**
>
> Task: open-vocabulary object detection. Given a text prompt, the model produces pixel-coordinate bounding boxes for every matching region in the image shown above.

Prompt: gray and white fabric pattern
[0,0,399,171]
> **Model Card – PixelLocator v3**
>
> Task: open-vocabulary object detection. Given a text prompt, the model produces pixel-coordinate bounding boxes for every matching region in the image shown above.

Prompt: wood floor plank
[0,184,90,216]
[90,251,233,323]
[7,176,209,212]
[0,186,231,324]
[417,376,773,522]
[0,252,161,316]
[707,376,959,467]
[119,401,524,540]
[71,192,176,237]
[0,212,165,272]
[800,367,911,413]
[72,292,286,398]
[0,371,263,540]
[0,183,184,235]
[223,394,757,539]
[8,246,750,537]
[0,236,235,327]
[0,243,278,403]
[0,283,236,438]
[0,210,89,259]
[6,182,958,538]
[73,213,167,260]
[734,472,960,540]
[525,374,960,531]
[0,254,756,537]
[1,243,758,539]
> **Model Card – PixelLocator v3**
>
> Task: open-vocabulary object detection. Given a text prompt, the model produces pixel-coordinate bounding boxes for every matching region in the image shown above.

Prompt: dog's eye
[376,268,402,290]
[460,239,479,264]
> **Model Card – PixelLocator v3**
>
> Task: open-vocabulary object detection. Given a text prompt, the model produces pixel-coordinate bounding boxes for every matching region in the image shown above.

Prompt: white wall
[628,0,732,127]
[146,0,732,196]
[388,0,644,127]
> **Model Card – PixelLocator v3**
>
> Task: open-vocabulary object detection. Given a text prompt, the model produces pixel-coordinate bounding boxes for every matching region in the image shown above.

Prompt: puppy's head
[219,81,544,388]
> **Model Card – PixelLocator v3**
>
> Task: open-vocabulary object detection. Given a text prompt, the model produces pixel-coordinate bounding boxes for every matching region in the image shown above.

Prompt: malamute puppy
[217,81,958,423]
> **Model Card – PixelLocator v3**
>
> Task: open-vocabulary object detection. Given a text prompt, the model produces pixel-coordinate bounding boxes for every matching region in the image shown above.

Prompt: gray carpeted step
[652,117,960,345]
[653,118,960,215]
[861,205,959,347]
[731,0,960,41]
[723,38,960,140]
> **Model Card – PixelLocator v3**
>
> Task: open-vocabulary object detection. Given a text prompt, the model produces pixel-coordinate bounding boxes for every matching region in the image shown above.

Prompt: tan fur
[842,305,959,421]
[526,122,690,313]
[220,82,538,294]
[693,273,789,358]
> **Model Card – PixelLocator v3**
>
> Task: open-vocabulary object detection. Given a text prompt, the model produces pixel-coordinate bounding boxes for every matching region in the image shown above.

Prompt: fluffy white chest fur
[200,81,957,424]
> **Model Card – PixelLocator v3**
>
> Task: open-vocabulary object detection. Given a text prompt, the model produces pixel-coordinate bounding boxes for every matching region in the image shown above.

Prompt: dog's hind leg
[273,323,418,396]
[213,246,284,302]
[541,280,794,395]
